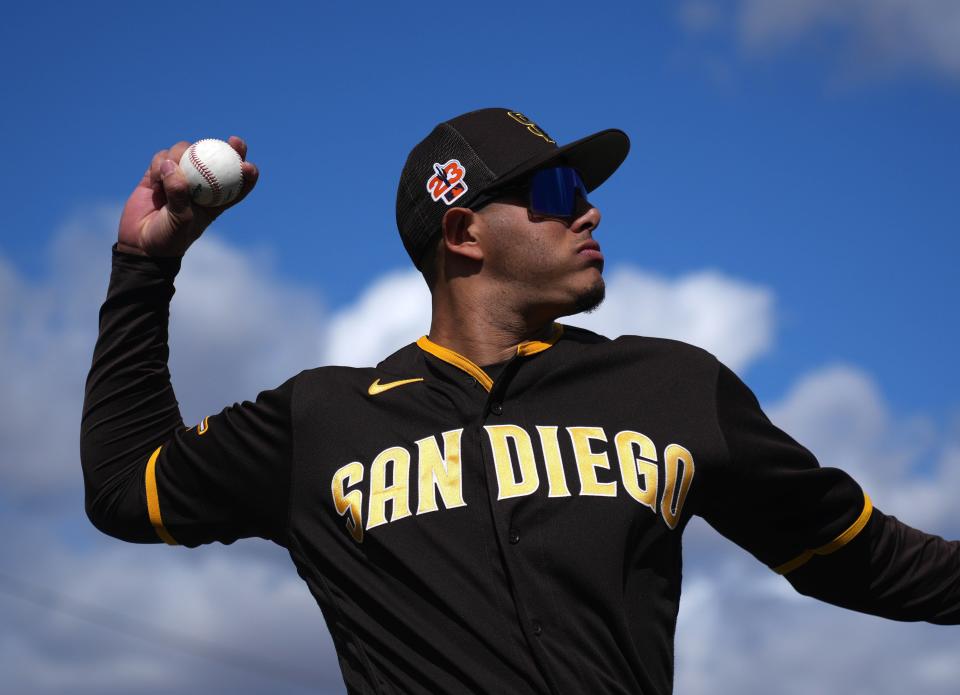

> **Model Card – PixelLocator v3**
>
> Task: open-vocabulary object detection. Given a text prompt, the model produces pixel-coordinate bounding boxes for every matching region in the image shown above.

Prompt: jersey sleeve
[699,362,870,572]
[81,247,295,548]
[700,363,960,623]
[142,379,295,547]
[786,508,960,623]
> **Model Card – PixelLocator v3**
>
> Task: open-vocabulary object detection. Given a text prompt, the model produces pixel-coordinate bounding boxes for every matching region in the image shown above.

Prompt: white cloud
[681,0,960,81]
[0,210,325,499]
[0,211,339,693]
[169,236,326,424]
[676,363,960,694]
[322,269,431,367]
[2,207,958,695]
[676,541,960,694]
[569,266,775,372]
[0,207,114,499]
[323,265,775,374]
[767,364,960,531]
[1,531,342,695]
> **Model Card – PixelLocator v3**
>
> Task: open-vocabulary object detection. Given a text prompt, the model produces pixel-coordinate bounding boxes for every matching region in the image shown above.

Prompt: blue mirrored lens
[529,167,589,218]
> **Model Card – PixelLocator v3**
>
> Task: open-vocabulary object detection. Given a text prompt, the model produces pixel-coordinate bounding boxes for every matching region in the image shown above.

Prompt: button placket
[475,356,560,681]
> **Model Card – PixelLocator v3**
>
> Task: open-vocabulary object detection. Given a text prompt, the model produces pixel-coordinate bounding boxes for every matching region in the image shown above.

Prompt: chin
[548,276,605,319]
[534,274,606,321]
[573,278,606,314]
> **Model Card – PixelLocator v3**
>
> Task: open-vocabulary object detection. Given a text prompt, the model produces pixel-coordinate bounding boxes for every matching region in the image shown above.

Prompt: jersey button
[490,403,503,415]
[508,529,520,544]
[532,620,543,636]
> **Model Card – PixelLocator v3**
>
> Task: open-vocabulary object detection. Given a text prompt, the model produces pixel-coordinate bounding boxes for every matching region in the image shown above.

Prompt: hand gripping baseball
[117,136,259,257]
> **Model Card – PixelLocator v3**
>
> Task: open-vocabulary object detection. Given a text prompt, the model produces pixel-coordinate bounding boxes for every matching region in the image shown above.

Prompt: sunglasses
[482,166,591,219]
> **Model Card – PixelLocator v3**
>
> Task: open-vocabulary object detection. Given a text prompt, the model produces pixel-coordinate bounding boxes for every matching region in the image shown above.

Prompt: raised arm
[81,139,295,548]
[115,137,258,258]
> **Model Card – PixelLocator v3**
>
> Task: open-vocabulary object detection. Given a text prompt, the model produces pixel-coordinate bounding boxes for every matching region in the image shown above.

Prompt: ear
[441,207,484,262]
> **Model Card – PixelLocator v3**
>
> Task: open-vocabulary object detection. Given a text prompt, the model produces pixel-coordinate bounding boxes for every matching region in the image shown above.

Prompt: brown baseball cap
[395,108,630,268]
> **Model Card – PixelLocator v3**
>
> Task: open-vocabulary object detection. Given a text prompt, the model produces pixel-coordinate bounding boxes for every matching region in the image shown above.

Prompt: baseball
[179,138,244,207]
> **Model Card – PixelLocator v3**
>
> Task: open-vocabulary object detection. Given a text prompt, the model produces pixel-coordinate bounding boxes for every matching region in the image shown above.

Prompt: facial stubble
[574,275,606,315]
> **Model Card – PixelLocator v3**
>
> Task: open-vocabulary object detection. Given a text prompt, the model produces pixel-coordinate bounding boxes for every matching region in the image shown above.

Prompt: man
[82,108,959,694]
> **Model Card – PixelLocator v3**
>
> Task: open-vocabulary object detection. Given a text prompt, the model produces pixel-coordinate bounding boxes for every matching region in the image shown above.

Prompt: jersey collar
[416,324,564,392]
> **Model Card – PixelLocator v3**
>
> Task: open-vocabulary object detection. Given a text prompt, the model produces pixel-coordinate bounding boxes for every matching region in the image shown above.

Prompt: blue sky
[1,2,959,693]
[3,2,958,412]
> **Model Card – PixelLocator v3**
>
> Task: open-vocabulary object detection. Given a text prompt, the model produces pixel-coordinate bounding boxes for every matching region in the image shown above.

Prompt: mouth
[576,240,604,264]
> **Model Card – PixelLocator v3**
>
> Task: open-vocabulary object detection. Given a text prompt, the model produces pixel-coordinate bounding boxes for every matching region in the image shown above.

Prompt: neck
[428,286,556,366]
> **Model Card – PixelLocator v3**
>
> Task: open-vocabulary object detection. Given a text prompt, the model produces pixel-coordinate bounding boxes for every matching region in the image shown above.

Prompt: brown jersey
[81,249,960,695]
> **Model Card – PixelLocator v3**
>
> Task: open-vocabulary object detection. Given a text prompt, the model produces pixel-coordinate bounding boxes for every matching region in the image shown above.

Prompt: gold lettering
[568,426,617,497]
[367,446,412,529]
[331,462,365,543]
[416,429,466,514]
[537,426,571,497]
[485,424,540,500]
[662,443,695,529]
[506,111,557,143]
[614,430,658,512]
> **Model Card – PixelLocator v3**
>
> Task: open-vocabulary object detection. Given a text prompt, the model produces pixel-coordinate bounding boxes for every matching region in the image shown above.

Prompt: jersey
[81,249,960,695]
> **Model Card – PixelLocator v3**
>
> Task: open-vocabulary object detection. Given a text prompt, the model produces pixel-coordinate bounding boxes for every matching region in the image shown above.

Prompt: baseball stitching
[189,141,223,206]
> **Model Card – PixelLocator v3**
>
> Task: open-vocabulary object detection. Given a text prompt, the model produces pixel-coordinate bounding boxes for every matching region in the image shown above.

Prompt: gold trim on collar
[416,324,564,392]
[417,336,493,392]
[517,324,564,357]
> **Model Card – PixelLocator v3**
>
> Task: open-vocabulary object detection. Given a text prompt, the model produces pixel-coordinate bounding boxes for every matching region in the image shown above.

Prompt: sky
[1,1,958,693]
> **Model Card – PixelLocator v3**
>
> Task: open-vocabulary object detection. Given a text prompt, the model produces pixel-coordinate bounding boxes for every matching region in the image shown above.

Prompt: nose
[571,198,601,235]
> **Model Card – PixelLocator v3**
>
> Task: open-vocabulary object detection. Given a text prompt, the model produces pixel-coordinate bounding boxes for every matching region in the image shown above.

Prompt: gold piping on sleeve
[145,446,179,546]
[416,336,494,392]
[774,493,873,575]
[517,324,564,356]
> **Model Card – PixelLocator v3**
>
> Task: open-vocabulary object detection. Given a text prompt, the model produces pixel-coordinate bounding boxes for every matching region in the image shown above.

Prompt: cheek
[506,233,558,276]
[481,208,569,277]
[486,228,538,272]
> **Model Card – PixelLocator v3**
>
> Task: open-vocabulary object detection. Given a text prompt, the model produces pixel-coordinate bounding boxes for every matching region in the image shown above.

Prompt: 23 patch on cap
[426,159,469,205]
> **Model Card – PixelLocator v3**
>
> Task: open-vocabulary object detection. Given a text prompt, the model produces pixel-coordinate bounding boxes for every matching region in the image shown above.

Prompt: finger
[137,164,154,189]
[139,148,168,187]
[159,159,193,217]
[234,161,259,202]
[211,161,259,218]
[148,149,170,186]
[227,135,247,161]
[167,140,192,167]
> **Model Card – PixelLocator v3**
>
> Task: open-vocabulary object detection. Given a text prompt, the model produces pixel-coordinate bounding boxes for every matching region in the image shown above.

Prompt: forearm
[80,246,184,541]
[786,508,960,624]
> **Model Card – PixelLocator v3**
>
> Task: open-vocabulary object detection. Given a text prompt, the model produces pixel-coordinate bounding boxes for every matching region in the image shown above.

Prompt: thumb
[160,159,193,218]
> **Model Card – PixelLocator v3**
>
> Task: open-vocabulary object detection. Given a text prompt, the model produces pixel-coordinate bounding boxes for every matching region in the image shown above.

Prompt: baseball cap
[395,108,630,268]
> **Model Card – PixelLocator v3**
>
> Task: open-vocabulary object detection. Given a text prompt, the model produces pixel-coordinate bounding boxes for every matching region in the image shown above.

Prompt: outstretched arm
[699,362,960,624]
[785,508,960,624]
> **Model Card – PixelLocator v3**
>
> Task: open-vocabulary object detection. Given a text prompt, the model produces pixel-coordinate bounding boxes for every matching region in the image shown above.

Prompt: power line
[0,570,329,691]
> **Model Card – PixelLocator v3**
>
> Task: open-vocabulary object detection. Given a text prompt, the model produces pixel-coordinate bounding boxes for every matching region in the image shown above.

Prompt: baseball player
[81,109,960,694]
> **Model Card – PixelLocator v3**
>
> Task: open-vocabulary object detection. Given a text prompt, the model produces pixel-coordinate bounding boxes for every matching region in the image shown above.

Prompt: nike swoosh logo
[368,377,424,396]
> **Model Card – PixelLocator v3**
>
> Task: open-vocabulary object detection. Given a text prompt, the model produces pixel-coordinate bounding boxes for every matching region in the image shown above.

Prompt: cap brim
[473,128,630,206]
[554,128,631,191]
